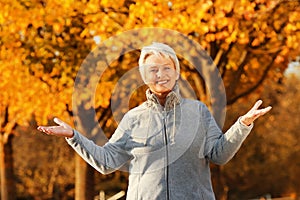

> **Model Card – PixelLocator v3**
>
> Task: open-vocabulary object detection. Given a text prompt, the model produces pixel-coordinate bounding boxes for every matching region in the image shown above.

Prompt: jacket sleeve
[66,114,133,174]
[202,105,253,165]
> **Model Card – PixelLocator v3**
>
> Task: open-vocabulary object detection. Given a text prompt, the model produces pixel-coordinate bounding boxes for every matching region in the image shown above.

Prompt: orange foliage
[1,0,300,199]
[0,0,299,134]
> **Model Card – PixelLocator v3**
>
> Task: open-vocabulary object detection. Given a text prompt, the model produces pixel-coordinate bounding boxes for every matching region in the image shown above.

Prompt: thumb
[54,118,72,129]
[54,117,67,127]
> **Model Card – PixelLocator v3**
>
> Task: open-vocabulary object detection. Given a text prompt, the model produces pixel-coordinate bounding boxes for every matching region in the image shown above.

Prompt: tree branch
[227,52,279,105]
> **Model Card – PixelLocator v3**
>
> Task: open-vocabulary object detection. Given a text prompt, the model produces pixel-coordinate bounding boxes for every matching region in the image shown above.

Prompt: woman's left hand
[240,100,272,126]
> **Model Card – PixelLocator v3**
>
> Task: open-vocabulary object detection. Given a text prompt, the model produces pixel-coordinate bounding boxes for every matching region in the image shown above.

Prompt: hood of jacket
[145,82,181,112]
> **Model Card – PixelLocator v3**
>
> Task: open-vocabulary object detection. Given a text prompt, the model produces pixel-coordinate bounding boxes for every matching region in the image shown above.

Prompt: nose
[156,68,163,78]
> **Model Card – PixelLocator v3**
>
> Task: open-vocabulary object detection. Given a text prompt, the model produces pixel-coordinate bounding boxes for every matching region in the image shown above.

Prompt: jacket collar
[145,83,181,111]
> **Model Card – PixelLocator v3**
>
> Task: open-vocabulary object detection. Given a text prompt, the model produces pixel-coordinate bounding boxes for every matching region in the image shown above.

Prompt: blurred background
[1,0,300,199]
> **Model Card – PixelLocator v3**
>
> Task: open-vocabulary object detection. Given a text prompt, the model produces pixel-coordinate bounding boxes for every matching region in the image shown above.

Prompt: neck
[156,93,168,106]
[152,91,170,106]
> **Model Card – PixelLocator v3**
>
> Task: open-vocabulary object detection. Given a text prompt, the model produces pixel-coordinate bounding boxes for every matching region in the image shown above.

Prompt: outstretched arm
[37,118,73,138]
[205,100,272,165]
[37,117,132,174]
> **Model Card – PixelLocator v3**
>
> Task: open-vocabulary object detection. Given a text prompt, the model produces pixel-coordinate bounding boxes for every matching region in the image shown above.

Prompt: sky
[285,61,300,78]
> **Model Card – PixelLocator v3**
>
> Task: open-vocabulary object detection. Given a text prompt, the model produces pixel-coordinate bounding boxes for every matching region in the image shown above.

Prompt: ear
[176,72,180,80]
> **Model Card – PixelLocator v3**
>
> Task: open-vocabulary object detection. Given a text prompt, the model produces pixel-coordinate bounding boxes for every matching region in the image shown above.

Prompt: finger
[37,126,48,132]
[252,106,272,119]
[37,126,52,134]
[252,100,263,111]
[258,106,272,115]
[37,126,53,131]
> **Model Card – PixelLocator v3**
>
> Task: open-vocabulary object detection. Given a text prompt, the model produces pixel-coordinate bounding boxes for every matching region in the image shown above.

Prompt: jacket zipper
[163,113,170,200]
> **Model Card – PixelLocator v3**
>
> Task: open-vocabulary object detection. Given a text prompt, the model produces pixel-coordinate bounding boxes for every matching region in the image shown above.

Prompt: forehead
[144,53,174,66]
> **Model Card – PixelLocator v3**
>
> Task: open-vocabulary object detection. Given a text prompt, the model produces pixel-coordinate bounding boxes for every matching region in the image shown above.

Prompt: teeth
[157,80,168,84]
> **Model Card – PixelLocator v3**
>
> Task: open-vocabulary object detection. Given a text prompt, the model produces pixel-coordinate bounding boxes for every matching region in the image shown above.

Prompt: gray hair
[138,42,180,83]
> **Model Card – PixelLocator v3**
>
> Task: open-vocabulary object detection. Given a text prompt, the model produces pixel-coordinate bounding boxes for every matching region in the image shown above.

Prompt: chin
[154,89,172,95]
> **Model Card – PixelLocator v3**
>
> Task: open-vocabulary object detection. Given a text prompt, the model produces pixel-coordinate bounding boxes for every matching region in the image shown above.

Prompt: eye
[149,68,158,73]
[164,66,172,70]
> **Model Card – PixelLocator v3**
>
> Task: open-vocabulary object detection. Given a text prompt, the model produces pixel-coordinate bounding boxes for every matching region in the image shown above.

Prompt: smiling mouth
[157,80,168,85]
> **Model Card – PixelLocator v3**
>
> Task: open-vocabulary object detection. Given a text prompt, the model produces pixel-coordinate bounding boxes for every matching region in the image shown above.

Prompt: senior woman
[38,42,272,200]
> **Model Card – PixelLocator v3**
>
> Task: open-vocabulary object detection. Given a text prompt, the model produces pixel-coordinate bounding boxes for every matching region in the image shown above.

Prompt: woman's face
[144,54,179,96]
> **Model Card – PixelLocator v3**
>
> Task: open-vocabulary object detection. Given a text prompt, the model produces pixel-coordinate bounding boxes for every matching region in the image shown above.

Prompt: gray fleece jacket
[66,87,253,200]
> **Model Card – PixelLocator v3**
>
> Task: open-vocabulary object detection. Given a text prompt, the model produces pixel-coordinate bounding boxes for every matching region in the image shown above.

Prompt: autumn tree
[0,2,72,197]
[0,0,86,199]
[2,0,300,199]
[13,124,76,199]
[222,74,300,199]
[0,0,134,199]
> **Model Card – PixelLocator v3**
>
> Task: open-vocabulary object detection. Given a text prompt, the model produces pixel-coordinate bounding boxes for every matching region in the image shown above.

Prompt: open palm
[37,118,74,138]
[240,100,272,126]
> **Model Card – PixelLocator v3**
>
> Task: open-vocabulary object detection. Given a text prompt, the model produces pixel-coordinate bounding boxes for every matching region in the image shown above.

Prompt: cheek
[170,71,179,80]
[144,75,153,84]
[145,73,155,81]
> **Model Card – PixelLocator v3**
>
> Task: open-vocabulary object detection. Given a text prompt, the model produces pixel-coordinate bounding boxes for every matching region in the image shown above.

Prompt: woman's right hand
[37,118,74,138]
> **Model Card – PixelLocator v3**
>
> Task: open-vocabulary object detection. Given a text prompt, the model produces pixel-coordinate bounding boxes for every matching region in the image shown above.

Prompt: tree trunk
[0,134,16,200]
[75,154,95,200]
[211,164,228,200]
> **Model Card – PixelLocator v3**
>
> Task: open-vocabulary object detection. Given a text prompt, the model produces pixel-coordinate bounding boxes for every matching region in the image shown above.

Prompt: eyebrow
[146,63,172,67]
